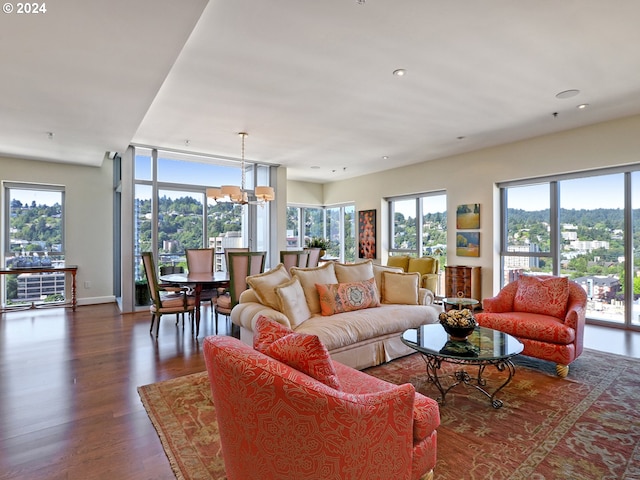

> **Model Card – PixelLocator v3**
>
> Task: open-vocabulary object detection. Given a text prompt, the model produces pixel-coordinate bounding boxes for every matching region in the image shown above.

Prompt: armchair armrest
[482,281,519,313]
[420,273,439,295]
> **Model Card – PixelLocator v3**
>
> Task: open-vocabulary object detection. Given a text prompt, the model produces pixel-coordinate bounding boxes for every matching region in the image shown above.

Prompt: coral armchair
[203,333,440,480]
[476,275,587,377]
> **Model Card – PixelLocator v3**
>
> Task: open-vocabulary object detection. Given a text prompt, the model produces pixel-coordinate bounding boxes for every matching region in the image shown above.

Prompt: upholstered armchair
[387,255,440,294]
[476,275,587,377]
[203,327,440,480]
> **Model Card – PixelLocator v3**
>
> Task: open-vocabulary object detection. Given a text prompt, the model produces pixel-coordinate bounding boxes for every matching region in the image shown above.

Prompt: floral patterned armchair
[476,275,587,377]
[203,326,440,480]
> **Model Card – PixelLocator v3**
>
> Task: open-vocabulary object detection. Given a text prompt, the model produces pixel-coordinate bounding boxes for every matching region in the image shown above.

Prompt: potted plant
[306,237,331,257]
[135,279,151,306]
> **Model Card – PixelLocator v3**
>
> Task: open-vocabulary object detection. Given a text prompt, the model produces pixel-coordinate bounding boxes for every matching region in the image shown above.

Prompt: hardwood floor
[1,303,639,479]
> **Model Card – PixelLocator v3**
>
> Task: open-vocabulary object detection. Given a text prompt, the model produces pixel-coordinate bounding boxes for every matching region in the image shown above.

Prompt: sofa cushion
[263,332,342,390]
[253,315,292,351]
[387,255,410,271]
[246,263,291,311]
[294,304,438,352]
[275,277,312,327]
[316,277,380,316]
[513,275,569,319]
[291,262,339,315]
[381,271,420,305]
[477,311,576,344]
[334,260,374,283]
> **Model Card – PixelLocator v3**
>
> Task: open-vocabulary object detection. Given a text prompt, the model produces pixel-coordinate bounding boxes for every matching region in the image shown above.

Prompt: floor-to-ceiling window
[132,147,274,304]
[2,183,66,306]
[500,166,640,329]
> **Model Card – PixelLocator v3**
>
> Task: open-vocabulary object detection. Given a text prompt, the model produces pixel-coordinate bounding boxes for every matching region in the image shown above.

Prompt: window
[286,204,355,262]
[132,147,273,301]
[388,192,447,259]
[500,167,640,328]
[3,183,66,306]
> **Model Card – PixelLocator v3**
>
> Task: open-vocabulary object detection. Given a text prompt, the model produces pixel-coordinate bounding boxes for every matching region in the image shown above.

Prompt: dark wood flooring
[1,303,639,479]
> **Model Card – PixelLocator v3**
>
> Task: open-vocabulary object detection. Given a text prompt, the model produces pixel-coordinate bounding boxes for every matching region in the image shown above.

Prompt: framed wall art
[358,209,376,259]
[456,231,480,257]
[456,203,480,229]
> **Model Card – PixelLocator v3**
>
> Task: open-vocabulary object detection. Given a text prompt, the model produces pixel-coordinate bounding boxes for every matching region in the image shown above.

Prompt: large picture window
[500,167,640,328]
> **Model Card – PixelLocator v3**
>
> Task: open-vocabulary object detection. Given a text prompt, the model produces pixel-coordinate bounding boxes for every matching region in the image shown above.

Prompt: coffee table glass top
[441,297,479,309]
[402,324,523,361]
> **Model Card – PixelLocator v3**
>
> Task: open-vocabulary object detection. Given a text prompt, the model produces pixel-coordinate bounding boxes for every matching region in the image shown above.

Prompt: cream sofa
[231,259,441,370]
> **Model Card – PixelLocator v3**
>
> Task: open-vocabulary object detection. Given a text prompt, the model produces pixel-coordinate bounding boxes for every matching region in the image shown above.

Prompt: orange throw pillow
[315,277,380,316]
[253,315,292,351]
[263,332,341,390]
[513,275,569,319]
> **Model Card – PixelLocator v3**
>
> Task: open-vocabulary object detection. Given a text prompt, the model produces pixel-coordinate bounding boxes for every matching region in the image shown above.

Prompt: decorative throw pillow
[263,332,342,390]
[253,315,292,352]
[372,264,404,302]
[275,277,312,327]
[291,262,338,315]
[334,260,374,284]
[513,275,570,319]
[381,271,420,305]
[246,263,291,311]
[315,277,380,316]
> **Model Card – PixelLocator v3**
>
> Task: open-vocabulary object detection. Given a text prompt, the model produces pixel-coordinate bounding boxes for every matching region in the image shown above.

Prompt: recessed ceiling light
[577,103,589,109]
[382,156,389,160]
[457,136,465,140]
[47,132,54,140]
[556,89,580,99]
[393,69,406,77]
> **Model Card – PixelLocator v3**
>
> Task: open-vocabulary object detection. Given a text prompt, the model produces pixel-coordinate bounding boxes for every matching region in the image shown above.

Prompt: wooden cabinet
[445,266,481,302]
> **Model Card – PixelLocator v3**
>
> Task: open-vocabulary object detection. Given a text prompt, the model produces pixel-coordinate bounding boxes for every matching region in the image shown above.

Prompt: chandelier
[206,132,275,205]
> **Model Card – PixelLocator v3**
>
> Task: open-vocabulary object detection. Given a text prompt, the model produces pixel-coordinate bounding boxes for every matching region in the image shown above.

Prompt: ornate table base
[418,353,517,408]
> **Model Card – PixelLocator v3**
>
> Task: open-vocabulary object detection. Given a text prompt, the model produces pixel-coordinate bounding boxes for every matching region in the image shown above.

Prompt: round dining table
[159,271,230,336]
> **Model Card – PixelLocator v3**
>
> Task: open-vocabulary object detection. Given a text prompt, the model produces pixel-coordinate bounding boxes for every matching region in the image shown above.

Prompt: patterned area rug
[138,349,640,479]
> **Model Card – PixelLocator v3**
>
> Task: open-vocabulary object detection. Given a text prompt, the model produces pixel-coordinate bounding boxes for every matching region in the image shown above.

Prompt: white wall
[296,114,640,299]
[0,155,115,305]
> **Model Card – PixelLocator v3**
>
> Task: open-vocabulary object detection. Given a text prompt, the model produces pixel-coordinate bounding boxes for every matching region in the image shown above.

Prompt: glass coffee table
[402,324,524,408]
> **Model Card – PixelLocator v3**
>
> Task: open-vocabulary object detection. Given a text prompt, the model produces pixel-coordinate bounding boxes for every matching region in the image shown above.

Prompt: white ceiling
[3,0,640,183]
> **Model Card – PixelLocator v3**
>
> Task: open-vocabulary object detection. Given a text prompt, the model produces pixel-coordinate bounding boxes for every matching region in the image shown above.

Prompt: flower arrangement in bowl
[438,308,477,341]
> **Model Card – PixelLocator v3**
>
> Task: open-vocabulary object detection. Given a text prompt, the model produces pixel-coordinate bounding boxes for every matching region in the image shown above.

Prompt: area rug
[138,349,640,479]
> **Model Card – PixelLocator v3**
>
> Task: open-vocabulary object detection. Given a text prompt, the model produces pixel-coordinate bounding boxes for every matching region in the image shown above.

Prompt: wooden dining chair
[304,247,322,267]
[223,247,249,272]
[141,252,196,338]
[215,251,266,337]
[280,250,310,273]
[185,248,217,313]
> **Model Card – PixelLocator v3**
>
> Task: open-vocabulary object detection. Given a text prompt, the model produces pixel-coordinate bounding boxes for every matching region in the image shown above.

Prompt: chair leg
[154,314,161,339]
[150,314,156,335]
[556,364,569,378]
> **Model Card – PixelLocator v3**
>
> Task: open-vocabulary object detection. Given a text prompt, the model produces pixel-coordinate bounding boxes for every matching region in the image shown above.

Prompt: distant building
[504,244,540,270]
[573,275,619,302]
[210,231,243,272]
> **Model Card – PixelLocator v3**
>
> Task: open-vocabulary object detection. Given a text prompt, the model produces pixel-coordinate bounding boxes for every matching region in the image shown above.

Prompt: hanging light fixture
[207,132,275,205]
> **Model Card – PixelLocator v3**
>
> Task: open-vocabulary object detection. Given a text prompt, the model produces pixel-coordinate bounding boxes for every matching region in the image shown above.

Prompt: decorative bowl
[441,323,476,341]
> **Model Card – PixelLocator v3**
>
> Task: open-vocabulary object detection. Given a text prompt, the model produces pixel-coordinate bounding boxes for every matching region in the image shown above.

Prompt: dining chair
[141,252,196,338]
[280,250,310,273]
[215,251,266,337]
[223,247,249,272]
[304,247,322,267]
[185,248,217,313]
